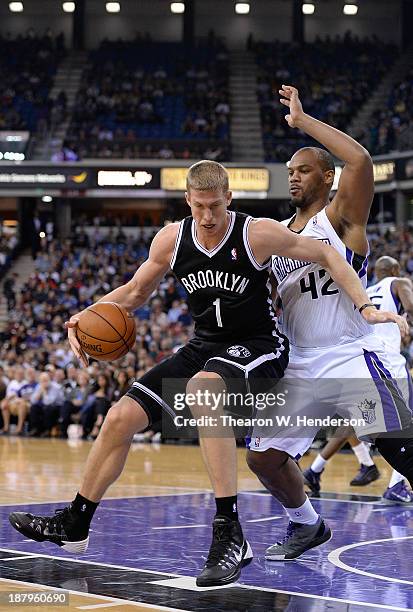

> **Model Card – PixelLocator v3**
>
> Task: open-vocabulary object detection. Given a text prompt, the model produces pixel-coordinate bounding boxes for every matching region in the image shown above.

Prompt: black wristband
[358,303,376,313]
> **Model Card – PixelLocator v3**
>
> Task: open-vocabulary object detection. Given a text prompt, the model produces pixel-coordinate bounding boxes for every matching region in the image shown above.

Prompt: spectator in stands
[112,370,131,403]
[88,373,113,439]
[178,303,192,326]
[76,371,97,438]
[15,367,38,434]
[29,371,64,437]
[3,273,17,311]
[167,299,183,324]
[159,144,174,159]
[51,140,78,162]
[59,370,92,439]
[0,366,27,434]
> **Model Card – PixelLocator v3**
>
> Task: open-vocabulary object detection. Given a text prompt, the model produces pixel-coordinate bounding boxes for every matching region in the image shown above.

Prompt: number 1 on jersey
[213,298,223,327]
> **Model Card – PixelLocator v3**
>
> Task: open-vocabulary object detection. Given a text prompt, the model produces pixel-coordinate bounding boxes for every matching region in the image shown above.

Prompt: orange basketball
[76,302,136,361]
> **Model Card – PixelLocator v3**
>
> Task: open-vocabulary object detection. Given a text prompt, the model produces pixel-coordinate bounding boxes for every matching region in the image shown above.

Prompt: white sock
[311,454,327,473]
[284,496,319,525]
[352,442,374,467]
[388,470,404,489]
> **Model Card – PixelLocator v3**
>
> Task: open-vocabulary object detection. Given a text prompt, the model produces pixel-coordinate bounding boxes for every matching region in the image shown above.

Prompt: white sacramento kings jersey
[272,207,372,348]
[367,277,402,357]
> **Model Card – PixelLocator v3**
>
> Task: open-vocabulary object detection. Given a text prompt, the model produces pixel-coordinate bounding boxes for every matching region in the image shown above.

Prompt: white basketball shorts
[249,335,413,459]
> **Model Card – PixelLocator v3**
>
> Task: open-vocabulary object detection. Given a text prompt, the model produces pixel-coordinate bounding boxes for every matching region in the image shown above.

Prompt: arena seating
[0,30,66,134]
[253,33,399,162]
[66,38,230,161]
[356,68,413,155]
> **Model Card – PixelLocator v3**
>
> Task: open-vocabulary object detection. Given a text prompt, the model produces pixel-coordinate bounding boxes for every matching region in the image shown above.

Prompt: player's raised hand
[279,85,305,128]
[360,308,410,338]
[64,316,89,367]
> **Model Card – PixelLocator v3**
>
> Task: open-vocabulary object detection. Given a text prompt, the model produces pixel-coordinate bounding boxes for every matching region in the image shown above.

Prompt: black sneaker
[302,468,323,494]
[265,516,332,561]
[196,516,253,587]
[350,464,380,486]
[9,507,89,553]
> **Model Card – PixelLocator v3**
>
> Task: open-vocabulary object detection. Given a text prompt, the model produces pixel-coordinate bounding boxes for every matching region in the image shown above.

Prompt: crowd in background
[0,225,193,440]
[2,29,413,165]
[65,36,230,161]
[355,68,413,155]
[0,29,66,134]
[253,32,399,162]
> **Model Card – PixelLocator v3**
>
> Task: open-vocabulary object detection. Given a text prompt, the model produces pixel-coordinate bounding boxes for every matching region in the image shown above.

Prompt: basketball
[76,302,136,361]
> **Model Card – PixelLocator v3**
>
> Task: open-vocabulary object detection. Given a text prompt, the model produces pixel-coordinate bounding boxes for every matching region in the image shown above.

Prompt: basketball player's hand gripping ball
[65,302,137,365]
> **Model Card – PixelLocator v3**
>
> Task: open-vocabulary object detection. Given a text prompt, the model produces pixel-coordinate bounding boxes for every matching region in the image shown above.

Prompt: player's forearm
[96,280,149,312]
[397,285,413,318]
[295,113,371,164]
[322,248,369,309]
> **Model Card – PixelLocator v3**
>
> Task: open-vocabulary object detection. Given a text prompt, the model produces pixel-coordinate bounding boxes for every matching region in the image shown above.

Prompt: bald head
[291,147,335,173]
[375,256,400,280]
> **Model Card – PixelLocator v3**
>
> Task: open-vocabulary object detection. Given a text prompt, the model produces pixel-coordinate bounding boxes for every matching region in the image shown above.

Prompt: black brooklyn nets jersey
[171,211,279,341]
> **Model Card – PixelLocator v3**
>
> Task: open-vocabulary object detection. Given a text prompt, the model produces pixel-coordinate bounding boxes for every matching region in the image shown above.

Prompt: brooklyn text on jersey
[180,271,250,295]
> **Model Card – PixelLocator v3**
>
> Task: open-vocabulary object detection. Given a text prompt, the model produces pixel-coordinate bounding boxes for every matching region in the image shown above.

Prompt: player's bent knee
[186,371,225,414]
[247,448,289,476]
[187,370,224,387]
[186,371,225,395]
[101,396,149,439]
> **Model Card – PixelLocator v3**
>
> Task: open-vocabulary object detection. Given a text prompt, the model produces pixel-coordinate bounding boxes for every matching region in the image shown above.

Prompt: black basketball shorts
[126,334,289,428]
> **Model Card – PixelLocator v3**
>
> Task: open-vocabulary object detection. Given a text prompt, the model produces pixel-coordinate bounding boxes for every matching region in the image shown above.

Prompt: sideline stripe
[0,555,39,561]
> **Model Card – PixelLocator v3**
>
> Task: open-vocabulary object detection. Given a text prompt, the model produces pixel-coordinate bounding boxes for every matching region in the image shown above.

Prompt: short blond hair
[186,160,229,193]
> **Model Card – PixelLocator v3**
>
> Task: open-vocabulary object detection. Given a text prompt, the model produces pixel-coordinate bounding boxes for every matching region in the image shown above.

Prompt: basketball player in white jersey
[247,85,413,560]
[304,255,413,503]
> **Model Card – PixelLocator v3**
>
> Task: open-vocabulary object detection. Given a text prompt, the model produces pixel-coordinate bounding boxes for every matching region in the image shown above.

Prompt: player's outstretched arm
[279,84,373,226]
[65,223,179,366]
[249,218,409,337]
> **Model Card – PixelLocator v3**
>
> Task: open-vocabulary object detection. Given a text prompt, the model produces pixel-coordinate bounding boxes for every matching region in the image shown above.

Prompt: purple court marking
[1,492,413,609]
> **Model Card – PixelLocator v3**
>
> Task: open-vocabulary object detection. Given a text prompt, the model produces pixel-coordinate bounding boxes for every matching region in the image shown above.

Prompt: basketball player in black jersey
[8,161,404,587]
